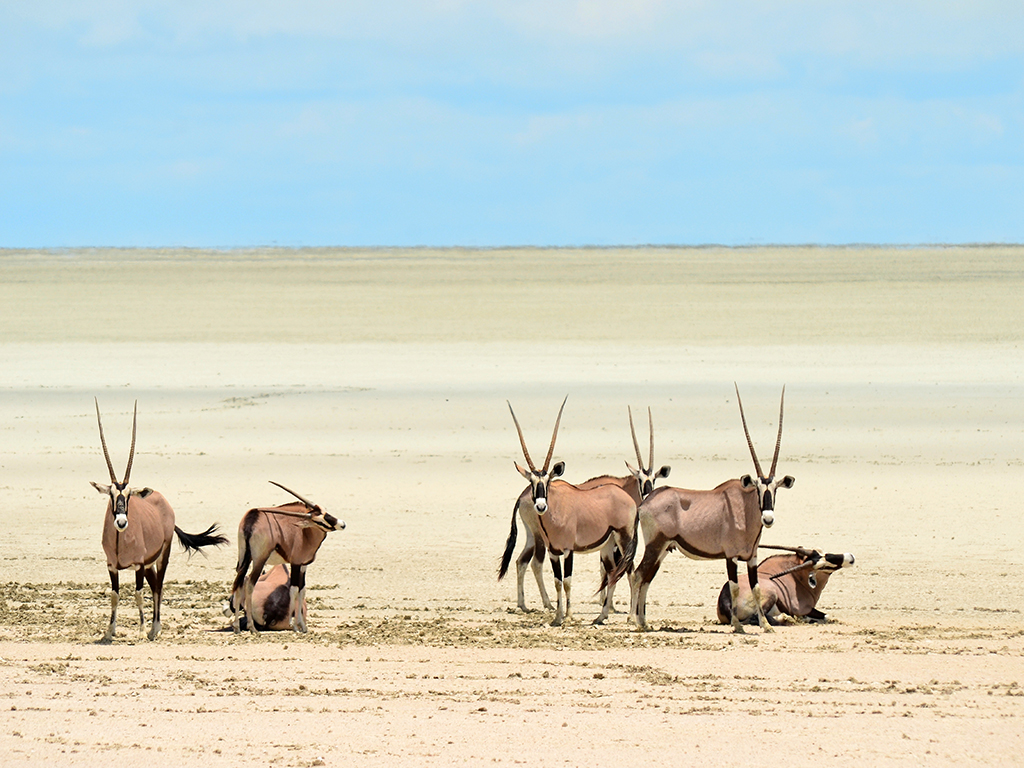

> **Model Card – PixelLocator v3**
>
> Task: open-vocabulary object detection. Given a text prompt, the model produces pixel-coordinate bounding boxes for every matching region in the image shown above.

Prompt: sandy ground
[1,246,1022,766]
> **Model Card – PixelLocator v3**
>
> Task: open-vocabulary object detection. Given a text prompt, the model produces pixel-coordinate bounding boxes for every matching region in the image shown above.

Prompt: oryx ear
[90,481,111,494]
[780,475,795,489]
[625,460,640,478]
[133,487,154,498]
[807,573,818,589]
[657,465,671,479]
[550,461,565,478]
[740,474,755,489]
[514,461,531,479]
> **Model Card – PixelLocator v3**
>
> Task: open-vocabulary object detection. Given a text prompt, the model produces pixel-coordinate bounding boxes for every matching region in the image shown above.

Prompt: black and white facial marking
[91,481,153,532]
[515,460,564,514]
[308,507,346,532]
[626,462,671,501]
[740,474,795,528]
[815,551,855,572]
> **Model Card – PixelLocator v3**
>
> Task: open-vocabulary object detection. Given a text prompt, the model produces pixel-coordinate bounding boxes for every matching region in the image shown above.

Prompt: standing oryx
[498,405,669,615]
[630,385,795,632]
[499,398,639,626]
[231,482,345,634]
[91,399,227,643]
[577,406,671,611]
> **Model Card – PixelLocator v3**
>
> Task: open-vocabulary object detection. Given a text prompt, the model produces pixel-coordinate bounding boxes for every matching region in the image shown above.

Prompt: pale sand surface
[1,247,1023,765]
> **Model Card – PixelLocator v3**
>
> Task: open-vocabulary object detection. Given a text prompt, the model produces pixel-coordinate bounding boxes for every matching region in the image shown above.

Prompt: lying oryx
[231,482,345,634]
[499,405,669,614]
[224,564,305,631]
[499,398,638,626]
[92,399,227,643]
[631,385,795,633]
[716,546,855,625]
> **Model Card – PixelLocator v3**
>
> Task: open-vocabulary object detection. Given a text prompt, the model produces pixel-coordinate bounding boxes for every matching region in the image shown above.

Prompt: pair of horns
[628,406,655,472]
[759,544,822,580]
[735,383,785,479]
[95,398,137,486]
[508,396,567,473]
[269,480,317,509]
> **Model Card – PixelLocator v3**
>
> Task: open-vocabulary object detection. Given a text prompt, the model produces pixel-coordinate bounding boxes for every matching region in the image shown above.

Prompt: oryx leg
[747,558,773,632]
[134,568,146,632]
[289,564,308,633]
[726,559,747,634]
[145,545,172,641]
[101,569,119,643]
[630,536,670,630]
[594,541,618,625]
[230,543,253,634]
[563,551,574,622]
[549,554,566,627]
[244,553,272,636]
[515,528,553,612]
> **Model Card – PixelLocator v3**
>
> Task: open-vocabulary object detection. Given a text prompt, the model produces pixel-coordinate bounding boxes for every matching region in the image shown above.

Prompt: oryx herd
[89,387,852,642]
[501,386,854,633]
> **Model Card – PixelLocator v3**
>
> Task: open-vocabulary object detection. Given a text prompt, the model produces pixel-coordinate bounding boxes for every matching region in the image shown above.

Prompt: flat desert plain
[0,246,1022,766]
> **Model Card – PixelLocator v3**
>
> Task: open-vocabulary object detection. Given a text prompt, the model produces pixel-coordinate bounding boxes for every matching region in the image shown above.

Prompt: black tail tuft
[606,510,640,586]
[498,501,519,581]
[175,523,229,557]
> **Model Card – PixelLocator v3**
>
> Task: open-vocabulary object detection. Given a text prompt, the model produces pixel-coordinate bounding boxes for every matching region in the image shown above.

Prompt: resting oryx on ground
[231,482,345,634]
[630,385,795,633]
[91,399,227,643]
[716,545,855,625]
[498,398,639,626]
[499,405,669,614]
[224,564,305,631]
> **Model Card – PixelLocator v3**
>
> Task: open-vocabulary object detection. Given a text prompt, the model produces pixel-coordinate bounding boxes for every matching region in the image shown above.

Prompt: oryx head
[508,396,567,515]
[766,546,855,590]
[625,406,671,500]
[735,384,795,528]
[91,398,144,532]
[270,481,346,532]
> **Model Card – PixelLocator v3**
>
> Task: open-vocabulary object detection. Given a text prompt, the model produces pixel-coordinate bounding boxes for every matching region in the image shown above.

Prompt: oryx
[498,398,638,626]
[223,564,305,632]
[577,406,671,611]
[230,482,345,634]
[716,545,855,625]
[498,405,669,615]
[91,399,227,643]
[630,385,795,633]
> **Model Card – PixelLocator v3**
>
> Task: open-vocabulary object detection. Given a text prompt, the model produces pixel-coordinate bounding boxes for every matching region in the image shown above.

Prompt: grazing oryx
[498,398,638,626]
[231,482,345,634]
[498,406,669,615]
[224,564,305,632]
[92,399,227,643]
[631,385,795,633]
[716,546,855,625]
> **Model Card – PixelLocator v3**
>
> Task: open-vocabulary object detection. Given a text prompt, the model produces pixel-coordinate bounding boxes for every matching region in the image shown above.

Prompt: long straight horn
[94,397,117,483]
[122,400,138,485]
[770,560,817,580]
[647,406,655,471]
[542,395,567,473]
[507,401,537,472]
[734,383,764,478]
[769,385,785,479]
[759,545,816,559]
[269,481,317,508]
[628,406,646,471]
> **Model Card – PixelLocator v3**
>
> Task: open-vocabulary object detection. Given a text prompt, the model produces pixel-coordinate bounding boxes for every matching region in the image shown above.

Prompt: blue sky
[2,2,1023,247]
